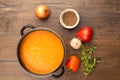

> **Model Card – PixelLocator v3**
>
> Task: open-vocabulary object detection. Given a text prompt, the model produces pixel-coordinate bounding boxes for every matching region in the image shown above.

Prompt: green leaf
[79,44,100,79]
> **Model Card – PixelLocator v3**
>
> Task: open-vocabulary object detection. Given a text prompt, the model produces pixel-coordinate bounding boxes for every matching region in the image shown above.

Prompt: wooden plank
[0,0,120,80]
[0,61,120,80]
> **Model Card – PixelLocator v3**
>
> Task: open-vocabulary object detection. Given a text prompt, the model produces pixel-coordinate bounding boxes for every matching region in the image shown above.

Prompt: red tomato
[76,26,93,42]
[66,55,80,72]
[35,5,50,19]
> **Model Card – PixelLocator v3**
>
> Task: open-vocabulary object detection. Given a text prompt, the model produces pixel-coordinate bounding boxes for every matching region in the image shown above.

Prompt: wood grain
[0,0,120,80]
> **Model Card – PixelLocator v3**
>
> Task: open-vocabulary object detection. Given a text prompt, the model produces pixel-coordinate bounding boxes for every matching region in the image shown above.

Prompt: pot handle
[21,24,35,36]
[52,66,65,78]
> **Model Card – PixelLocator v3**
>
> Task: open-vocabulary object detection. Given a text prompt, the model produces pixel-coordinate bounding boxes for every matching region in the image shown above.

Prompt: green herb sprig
[79,44,100,79]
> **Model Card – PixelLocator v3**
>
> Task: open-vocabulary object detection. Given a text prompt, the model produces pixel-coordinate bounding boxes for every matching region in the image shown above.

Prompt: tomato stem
[67,69,72,73]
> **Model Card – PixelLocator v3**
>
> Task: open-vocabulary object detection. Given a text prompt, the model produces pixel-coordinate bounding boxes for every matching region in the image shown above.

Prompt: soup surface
[19,30,64,74]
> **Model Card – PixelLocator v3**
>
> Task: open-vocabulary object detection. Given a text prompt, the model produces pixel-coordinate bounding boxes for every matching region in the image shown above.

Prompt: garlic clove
[70,38,82,49]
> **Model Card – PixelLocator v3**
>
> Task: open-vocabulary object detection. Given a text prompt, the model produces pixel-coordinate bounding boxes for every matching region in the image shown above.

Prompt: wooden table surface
[0,0,120,80]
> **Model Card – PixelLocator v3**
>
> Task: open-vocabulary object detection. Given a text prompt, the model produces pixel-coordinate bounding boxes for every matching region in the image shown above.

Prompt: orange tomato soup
[19,30,64,74]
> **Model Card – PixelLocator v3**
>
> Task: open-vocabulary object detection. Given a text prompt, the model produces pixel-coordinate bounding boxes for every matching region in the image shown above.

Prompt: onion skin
[35,5,50,19]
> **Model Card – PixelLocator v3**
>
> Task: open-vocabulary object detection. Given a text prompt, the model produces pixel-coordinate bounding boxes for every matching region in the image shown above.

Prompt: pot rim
[17,27,66,77]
